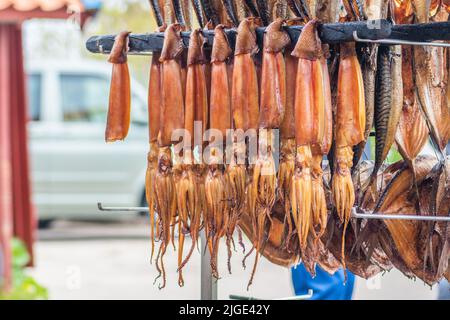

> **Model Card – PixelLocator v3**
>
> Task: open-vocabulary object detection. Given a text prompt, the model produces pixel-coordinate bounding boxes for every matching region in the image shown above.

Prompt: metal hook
[351,207,450,222]
[353,31,450,48]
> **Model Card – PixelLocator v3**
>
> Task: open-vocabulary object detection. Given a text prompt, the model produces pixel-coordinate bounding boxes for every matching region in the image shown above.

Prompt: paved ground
[29,219,441,300]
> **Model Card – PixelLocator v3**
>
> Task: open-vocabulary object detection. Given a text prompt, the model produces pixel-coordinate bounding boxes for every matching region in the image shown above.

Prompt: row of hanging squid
[103,0,450,289]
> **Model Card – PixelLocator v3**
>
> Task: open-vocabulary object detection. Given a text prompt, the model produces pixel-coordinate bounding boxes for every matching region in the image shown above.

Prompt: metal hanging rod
[351,207,450,222]
[97,202,148,212]
[86,20,450,55]
[353,31,450,48]
[229,289,314,300]
[98,202,450,222]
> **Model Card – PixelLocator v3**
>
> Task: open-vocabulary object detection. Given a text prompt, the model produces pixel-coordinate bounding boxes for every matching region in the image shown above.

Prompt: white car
[27,60,149,225]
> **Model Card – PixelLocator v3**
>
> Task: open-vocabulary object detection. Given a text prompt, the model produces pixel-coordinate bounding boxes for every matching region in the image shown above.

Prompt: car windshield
[60,73,109,122]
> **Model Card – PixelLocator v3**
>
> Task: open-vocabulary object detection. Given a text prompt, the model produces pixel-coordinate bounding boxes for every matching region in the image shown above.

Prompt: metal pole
[200,231,217,300]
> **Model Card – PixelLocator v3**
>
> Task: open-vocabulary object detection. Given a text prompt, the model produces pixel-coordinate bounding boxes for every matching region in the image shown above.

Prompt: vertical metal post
[200,231,217,300]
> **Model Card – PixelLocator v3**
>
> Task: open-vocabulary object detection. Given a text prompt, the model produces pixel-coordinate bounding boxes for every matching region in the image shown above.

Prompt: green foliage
[0,239,48,300]
[84,0,157,86]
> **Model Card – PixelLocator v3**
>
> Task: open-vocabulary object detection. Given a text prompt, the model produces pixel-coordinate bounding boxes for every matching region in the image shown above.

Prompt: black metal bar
[86,19,392,54]
[391,21,450,42]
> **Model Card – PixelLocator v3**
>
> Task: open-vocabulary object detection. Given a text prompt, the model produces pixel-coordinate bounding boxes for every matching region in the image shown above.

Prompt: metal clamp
[351,207,450,222]
[353,31,450,48]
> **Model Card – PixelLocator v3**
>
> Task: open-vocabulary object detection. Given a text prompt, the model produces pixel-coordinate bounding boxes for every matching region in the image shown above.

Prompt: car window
[27,73,42,121]
[60,73,109,122]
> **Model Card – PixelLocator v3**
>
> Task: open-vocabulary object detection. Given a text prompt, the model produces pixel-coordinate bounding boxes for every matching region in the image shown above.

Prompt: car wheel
[38,219,53,229]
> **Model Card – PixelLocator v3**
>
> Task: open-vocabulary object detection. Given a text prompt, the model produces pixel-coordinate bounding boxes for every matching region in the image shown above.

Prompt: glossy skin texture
[290,20,330,250]
[105,31,131,142]
[159,24,185,147]
[210,25,232,137]
[232,18,260,131]
[148,52,162,143]
[333,42,365,269]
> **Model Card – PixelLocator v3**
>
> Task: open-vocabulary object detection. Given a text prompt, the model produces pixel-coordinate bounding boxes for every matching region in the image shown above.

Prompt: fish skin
[395,46,429,168]
[244,0,260,17]
[149,0,164,26]
[222,0,240,26]
[352,0,389,169]
[200,0,220,25]
[370,45,403,188]
[256,0,271,25]
[191,0,206,27]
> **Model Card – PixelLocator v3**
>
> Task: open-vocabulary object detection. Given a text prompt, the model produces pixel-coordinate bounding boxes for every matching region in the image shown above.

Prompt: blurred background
[0,0,447,300]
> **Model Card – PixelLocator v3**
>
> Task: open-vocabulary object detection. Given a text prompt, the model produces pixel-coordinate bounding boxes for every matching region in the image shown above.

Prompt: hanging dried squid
[175,29,208,286]
[231,17,260,269]
[106,31,131,142]
[333,41,366,269]
[209,25,244,273]
[202,26,232,279]
[290,19,327,250]
[278,20,298,250]
[153,23,185,289]
[247,18,290,288]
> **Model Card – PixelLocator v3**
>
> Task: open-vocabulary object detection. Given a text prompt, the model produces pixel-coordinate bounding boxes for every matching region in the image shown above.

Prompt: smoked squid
[290,19,326,250]
[146,25,167,264]
[231,17,261,284]
[176,29,207,286]
[333,41,365,268]
[154,23,185,289]
[209,25,244,273]
[106,31,131,142]
[248,18,290,288]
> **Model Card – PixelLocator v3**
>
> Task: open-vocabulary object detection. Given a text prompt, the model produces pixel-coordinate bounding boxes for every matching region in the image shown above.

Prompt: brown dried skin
[210,25,232,137]
[391,0,414,24]
[159,24,185,147]
[444,0,450,13]
[106,31,131,142]
[395,45,429,179]
[376,157,449,285]
[311,55,332,239]
[185,29,208,146]
[333,42,365,268]
[411,0,430,22]
[232,18,260,131]
[239,201,300,267]
[413,31,449,152]
[259,19,289,129]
